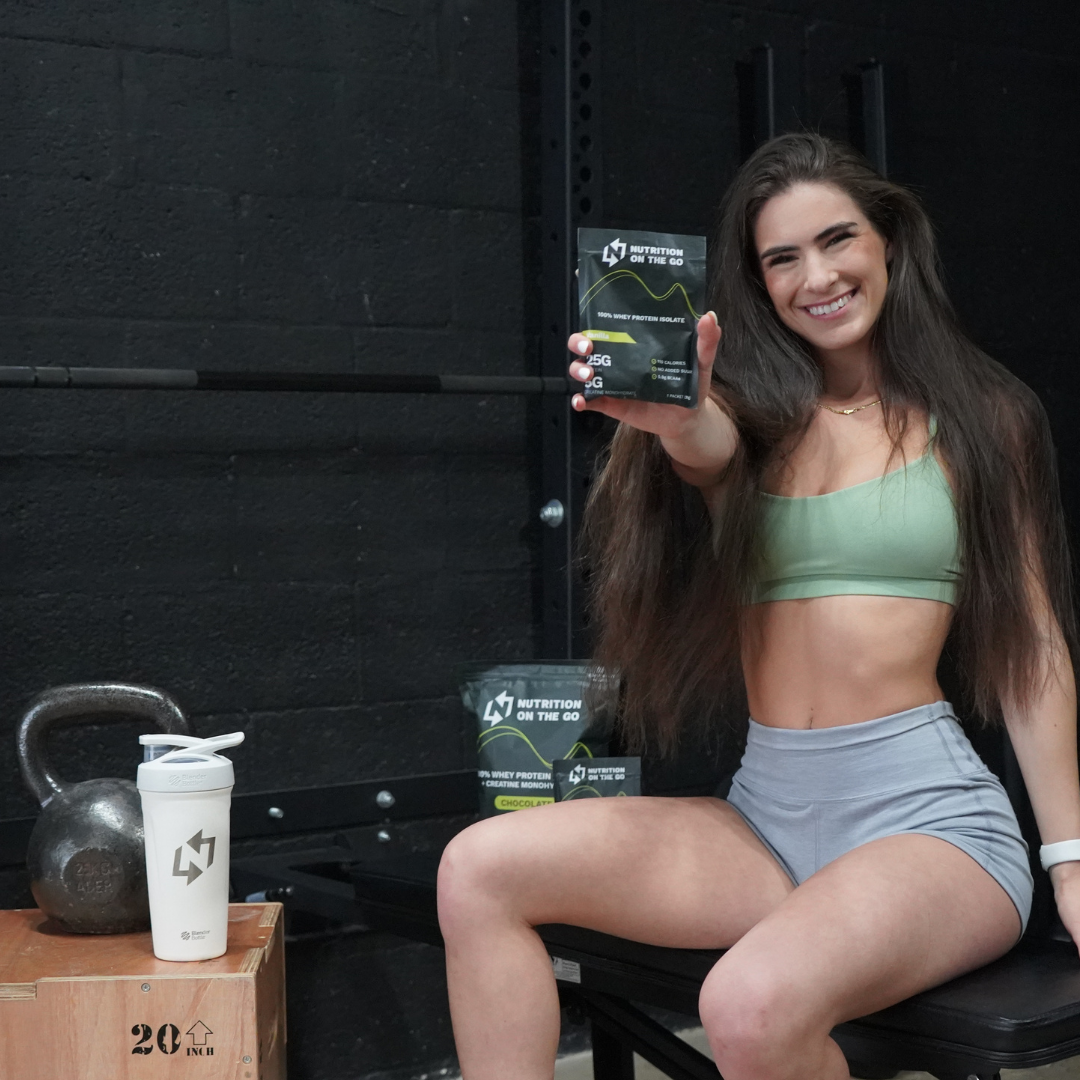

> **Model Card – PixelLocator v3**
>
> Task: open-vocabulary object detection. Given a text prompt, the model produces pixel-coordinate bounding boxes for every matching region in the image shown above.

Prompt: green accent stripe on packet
[582,329,637,343]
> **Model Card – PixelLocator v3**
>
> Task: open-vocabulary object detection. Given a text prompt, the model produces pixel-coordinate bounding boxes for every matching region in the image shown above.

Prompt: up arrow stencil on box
[187,1021,213,1046]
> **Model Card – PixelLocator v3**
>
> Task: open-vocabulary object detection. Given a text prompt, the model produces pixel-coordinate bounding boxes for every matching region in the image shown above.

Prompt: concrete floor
[552,1026,1080,1080]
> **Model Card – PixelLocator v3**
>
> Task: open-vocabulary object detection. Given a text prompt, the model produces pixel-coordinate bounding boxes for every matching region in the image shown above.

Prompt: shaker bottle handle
[139,734,204,748]
[140,732,244,763]
[17,683,192,806]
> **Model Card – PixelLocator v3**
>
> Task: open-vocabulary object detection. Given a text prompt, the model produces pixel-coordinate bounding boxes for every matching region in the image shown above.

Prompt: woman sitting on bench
[437,132,1080,1080]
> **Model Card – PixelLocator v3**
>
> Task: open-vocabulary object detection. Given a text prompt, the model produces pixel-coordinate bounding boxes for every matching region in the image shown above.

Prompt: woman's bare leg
[698,833,1022,1080]
[437,796,794,1080]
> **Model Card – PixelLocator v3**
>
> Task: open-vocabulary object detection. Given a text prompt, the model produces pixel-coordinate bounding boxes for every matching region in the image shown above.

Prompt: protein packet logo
[601,238,627,266]
[482,692,515,725]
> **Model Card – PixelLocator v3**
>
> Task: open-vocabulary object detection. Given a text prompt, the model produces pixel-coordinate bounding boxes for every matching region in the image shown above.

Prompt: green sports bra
[750,438,962,606]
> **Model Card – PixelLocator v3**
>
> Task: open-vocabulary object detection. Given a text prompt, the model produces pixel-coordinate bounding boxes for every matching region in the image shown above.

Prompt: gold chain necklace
[817,398,883,416]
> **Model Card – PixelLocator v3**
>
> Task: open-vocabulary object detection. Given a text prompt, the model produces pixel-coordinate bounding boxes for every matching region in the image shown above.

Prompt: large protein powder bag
[552,757,641,801]
[461,662,609,817]
[578,227,707,408]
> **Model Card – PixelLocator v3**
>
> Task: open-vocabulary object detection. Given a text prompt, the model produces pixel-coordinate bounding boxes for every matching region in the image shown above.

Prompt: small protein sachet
[552,757,642,801]
[577,227,707,409]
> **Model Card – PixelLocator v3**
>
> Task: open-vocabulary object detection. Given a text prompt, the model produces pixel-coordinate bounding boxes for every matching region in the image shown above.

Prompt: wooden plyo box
[0,902,285,1080]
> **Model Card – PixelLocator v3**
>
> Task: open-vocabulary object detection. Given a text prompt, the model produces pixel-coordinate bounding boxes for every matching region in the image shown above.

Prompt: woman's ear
[885,240,894,263]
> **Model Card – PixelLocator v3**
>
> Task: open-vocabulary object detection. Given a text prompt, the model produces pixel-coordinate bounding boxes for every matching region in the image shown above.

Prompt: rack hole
[579,72,592,89]
[578,40,591,57]
[579,196,592,214]
[579,10,592,26]
[579,103,592,121]
[579,134,592,151]
[579,166,592,182]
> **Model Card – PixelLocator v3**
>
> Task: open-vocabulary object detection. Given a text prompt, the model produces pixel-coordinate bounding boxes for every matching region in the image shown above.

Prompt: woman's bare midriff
[742,593,954,728]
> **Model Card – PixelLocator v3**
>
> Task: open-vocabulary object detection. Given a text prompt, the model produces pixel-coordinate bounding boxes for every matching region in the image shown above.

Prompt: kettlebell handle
[16,683,192,806]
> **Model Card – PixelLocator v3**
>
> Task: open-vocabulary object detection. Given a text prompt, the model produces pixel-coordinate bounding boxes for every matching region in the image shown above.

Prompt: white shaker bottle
[137,732,244,961]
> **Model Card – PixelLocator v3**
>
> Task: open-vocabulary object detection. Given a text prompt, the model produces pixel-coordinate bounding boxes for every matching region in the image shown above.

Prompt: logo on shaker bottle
[167,772,208,786]
[171,829,216,884]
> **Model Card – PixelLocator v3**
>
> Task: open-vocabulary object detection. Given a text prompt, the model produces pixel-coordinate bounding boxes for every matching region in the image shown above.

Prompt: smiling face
[754,182,890,362]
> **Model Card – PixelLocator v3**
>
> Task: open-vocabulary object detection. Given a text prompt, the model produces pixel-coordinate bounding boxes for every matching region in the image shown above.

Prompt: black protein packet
[461,661,610,817]
[578,227,707,408]
[552,757,642,801]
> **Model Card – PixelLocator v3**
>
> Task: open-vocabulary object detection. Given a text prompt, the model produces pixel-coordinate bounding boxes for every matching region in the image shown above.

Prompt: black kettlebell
[17,683,191,934]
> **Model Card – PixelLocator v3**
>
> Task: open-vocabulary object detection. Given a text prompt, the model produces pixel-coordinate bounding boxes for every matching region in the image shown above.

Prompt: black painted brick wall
[0,3,539,1078]
[0,2,1077,1079]
[0,0,536,829]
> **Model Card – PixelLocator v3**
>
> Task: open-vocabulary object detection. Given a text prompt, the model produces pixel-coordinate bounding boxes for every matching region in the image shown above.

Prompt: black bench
[233,839,1080,1080]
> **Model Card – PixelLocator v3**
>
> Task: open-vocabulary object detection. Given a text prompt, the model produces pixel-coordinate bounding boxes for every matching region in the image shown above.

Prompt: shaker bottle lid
[137,732,244,793]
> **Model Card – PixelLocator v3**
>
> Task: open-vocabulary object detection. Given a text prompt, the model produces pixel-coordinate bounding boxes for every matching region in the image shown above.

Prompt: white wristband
[1039,840,1080,870]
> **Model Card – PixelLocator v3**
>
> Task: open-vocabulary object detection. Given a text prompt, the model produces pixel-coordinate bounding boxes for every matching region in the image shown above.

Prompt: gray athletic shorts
[725,700,1034,932]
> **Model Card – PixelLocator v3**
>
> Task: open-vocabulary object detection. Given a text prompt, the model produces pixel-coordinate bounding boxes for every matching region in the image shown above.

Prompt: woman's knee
[698,959,819,1077]
[437,816,532,935]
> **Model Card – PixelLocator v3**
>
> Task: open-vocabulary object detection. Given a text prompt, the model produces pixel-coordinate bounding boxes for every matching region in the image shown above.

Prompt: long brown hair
[585,133,1076,753]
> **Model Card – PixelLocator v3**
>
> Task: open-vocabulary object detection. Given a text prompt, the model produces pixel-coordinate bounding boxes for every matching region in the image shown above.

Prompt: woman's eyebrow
[815,221,858,242]
[759,221,859,262]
